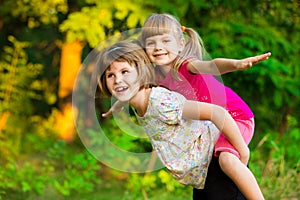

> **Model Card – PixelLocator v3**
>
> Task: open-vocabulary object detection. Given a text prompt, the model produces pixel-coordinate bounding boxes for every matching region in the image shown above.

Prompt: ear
[179,38,185,52]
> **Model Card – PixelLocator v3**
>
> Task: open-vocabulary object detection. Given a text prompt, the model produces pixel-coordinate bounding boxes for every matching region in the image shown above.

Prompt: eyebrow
[106,66,132,73]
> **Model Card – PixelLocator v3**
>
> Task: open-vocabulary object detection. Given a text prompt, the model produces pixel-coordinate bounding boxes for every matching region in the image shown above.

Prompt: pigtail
[184,28,204,59]
[172,27,206,73]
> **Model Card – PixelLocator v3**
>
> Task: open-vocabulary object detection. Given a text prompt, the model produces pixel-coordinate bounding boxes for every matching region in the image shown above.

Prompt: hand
[101,100,126,118]
[102,108,118,118]
[235,52,271,70]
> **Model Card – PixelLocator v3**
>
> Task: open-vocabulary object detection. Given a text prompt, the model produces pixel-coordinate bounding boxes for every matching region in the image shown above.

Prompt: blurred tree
[56,40,84,141]
[58,0,152,141]
[0,0,298,148]
[0,36,44,157]
[0,0,68,152]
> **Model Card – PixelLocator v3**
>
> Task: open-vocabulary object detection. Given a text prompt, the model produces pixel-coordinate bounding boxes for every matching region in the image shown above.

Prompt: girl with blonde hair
[138,13,269,199]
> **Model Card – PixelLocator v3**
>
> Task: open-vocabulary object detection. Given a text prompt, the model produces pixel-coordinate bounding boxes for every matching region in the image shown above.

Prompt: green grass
[1,134,299,200]
[1,180,192,200]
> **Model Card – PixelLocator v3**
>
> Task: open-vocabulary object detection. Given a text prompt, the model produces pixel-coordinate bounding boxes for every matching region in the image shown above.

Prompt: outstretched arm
[102,100,126,118]
[182,100,250,165]
[187,52,271,75]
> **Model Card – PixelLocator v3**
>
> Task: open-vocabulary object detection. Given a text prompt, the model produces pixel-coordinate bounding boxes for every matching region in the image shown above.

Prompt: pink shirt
[157,61,254,120]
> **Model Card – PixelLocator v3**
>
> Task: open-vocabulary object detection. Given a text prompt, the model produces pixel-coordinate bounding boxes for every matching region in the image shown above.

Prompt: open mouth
[115,86,128,92]
[154,53,167,57]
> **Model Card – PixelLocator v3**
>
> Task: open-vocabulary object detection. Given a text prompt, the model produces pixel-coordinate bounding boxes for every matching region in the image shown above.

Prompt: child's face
[144,33,184,68]
[105,61,140,102]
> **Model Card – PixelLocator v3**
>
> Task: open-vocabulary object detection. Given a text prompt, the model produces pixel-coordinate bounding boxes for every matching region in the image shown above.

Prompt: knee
[218,152,240,173]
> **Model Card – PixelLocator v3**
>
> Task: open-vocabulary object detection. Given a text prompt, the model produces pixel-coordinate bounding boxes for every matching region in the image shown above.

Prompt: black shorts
[193,156,246,200]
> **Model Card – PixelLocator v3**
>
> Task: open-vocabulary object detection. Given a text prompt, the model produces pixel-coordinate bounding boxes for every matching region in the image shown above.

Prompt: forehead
[145,33,176,40]
[142,27,177,39]
[106,61,135,72]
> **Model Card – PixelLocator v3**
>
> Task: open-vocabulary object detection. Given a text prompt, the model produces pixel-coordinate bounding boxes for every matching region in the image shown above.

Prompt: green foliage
[251,133,300,199]
[59,0,152,47]
[0,0,68,28]
[157,170,186,192]
[47,141,101,196]
[141,0,189,16]
[126,173,157,196]
[0,36,45,157]
[0,36,43,112]
[0,137,101,199]
[78,114,153,172]
[101,110,152,152]
[125,170,189,199]
[0,159,53,196]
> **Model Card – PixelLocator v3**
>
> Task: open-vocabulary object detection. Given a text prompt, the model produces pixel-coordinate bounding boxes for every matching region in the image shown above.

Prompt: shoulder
[179,57,198,75]
[150,87,186,104]
[149,87,186,124]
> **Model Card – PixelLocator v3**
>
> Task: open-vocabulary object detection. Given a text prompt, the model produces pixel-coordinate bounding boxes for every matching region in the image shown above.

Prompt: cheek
[128,74,140,87]
[106,79,113,91]
[128,75,139,85]
[169,46,180,55]
[145,47,153,55]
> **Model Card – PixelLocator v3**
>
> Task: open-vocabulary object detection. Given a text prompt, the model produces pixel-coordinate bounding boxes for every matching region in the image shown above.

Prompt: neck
[158,65,171,76]
[129,87,150,117]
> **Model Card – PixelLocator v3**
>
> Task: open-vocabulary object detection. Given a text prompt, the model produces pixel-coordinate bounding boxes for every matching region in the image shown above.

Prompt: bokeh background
[0,0,299,199]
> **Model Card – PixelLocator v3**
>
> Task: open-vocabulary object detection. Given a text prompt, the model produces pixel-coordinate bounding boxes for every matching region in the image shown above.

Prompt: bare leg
[219,151,265,200]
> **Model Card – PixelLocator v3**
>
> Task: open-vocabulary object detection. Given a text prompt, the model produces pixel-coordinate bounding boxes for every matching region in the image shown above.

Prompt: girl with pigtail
[103,13,270,200]
[139,13,269,200]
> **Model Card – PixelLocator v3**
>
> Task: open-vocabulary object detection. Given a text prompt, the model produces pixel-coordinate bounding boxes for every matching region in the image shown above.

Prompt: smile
[114,86,128,92]
[154,53,168,57]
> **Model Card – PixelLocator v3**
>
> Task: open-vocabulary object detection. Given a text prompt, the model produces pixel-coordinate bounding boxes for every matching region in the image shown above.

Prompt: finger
[252,53,270,64]
[265,52,272,57]
[102,111,112,118]
[259,52,271,60]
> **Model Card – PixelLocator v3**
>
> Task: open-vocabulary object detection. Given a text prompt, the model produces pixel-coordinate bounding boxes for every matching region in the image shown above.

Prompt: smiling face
[145,33,184,69]
[105,61,140,102]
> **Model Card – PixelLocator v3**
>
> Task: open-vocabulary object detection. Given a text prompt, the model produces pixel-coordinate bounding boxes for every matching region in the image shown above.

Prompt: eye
[146,41,154,47]
[122,70,129,75]
[163,39,171,43]
[106,73,114,79]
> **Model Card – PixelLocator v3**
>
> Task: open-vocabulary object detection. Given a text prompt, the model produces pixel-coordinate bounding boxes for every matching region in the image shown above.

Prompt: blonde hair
[96,41,156,97]
[140,13,208,74]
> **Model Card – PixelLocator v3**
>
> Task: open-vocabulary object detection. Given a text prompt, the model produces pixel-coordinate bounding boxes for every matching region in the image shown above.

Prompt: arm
[102,100,126,118]
[187,52,271,75]
[182,100,249,164]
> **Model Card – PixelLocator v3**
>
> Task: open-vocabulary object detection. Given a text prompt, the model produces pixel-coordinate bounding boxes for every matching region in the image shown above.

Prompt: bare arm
[182,100,250,164]
[102,100,126,118]
[187,52,271,75]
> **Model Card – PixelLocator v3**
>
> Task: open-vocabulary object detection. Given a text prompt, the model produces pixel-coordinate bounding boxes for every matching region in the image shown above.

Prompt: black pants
[193,156,246,200]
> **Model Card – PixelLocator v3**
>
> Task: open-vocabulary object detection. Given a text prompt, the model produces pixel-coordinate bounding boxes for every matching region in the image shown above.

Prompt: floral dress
[136,87,220,189]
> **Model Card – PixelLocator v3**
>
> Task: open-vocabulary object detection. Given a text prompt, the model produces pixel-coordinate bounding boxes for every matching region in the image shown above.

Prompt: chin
[114,96,130,102]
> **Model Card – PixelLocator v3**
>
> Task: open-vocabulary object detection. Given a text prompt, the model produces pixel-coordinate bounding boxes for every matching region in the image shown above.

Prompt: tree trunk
[56,40,84,142]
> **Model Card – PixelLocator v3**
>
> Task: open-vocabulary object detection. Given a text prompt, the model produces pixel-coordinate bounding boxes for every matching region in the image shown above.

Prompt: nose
[114,74,122,84]
[154,41,163,51]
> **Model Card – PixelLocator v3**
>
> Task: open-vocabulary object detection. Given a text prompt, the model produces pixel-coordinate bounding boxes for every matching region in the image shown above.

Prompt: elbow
[211,105,228,121]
